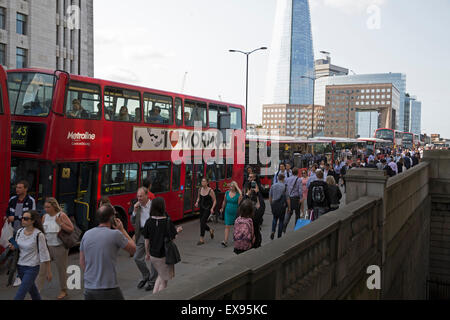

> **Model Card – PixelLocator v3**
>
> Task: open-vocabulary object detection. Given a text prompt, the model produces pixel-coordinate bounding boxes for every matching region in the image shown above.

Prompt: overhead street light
[300,74,329,138]
[229,47,268,127]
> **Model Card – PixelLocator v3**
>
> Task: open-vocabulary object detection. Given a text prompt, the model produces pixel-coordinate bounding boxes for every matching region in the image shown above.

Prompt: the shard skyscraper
[264,0,315,105]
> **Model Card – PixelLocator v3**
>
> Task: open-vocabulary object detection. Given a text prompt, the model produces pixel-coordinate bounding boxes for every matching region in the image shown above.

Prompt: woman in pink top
[300,170,309,218]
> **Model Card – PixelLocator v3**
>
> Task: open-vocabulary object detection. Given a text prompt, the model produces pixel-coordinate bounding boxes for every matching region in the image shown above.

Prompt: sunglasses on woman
[21,217,32,221]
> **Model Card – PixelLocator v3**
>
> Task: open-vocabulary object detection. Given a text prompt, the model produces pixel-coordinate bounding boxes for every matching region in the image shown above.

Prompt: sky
[94,0,450,138]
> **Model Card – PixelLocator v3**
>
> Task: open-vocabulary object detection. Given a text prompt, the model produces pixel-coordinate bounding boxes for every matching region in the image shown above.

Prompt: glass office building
[356,111,379,138]
[315,73,406,130]
[410,100,422,135]
[264,0,315,105]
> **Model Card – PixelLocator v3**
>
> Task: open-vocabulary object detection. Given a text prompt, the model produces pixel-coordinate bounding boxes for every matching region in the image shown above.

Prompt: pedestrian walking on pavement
[131,187,158,291]
[326,176,342,212]
[307,170,331,221]
[36,198,74,300]
[9,210,51,300]
[269,174,290,240]
[195,178,216,246]
[283,168,302,233]
[300,170,309,218]
[6,180,37,288]
[219,181,242,248]
[233,200,255,255]
[80,205,136,300]
[144,197,183,294]
[242,181,265,249]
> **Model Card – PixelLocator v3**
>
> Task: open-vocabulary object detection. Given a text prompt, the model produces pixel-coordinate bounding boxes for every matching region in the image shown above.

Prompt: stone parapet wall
[145,151,450,300]
[424,151,450,298]
[148,197,382,300]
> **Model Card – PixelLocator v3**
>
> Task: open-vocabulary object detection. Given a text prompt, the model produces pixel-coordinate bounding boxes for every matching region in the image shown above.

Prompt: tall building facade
[0,0,93,76]
[314,73,406,130]
[324,83,400,138]
[264,0,315,106]
[410,100,422,135]
[262,104,324,137]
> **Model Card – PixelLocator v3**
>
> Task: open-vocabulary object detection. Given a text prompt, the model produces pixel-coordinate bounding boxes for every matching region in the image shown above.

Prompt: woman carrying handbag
[143,198,182,294]
[37,198,74,300]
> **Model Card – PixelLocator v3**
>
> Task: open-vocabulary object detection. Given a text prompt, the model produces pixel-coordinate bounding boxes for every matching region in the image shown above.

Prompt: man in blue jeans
[269,174,290,240]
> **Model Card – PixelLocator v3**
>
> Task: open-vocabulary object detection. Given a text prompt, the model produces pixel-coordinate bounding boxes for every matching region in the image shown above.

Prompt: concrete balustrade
[144,150,450,300]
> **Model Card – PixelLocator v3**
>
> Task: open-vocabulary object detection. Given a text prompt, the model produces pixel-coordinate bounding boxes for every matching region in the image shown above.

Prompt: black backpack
[312,185,326,204]
[271,185,287,217]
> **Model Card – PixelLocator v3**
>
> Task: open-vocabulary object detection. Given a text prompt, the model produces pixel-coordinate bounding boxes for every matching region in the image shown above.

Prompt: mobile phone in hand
[9,237,19,250]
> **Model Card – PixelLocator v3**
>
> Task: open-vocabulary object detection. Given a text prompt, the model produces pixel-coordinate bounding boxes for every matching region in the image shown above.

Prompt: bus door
[56,162,98,232]
[183,157,204,215]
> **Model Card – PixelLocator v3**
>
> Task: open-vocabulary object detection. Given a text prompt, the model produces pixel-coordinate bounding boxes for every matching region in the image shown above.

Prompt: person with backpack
[381,159,396,177]
[7,180,36,234]
[404,153,412,170]
[269,174,290,240]
[241,182,265,249]
[233,200,255,255]
[8,210,51,300]
[273,163,289,184]
[307,170,331,221]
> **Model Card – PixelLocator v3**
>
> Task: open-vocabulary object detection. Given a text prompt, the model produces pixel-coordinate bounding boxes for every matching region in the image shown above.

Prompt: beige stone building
[324,83,400,138]
[262,104,325,137]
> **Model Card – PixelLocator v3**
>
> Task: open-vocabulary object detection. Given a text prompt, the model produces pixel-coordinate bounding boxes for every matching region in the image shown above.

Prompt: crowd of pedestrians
[0,145,424,300]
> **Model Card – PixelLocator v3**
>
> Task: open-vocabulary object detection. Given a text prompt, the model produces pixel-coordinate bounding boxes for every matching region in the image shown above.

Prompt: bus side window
[142,162,172,194]
[229,107,242,129]
[226,159,233,179]
[65,81,101,120]
[185,100,207,127]
[144,93,173,125]
[175,98,183,126]
[172,164,181,191]
[206,162,217,182]
[209,105,218,129]
[216,157,225,181]
[104,87,141,123]
[102,163,138,195]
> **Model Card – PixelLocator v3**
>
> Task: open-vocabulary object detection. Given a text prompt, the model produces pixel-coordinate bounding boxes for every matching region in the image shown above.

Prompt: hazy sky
[94,0,450,137]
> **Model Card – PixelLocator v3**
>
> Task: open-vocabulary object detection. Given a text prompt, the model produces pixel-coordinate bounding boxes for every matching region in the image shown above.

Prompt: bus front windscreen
[403,134,413,143]
[375,129,394,142]
[7,72,55,117]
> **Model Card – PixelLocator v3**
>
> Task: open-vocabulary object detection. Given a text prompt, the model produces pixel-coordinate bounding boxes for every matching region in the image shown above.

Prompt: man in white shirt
[131,187,158,292]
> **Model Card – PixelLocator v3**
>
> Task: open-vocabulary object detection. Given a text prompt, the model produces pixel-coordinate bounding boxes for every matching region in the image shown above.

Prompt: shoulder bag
[57,214,82,249]
[164,217,181,265]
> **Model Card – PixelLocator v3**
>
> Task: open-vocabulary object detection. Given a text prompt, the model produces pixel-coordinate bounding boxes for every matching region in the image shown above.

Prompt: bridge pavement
[0,189,345,300]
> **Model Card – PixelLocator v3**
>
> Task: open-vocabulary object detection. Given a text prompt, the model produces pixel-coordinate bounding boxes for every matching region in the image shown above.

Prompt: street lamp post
[229,47,267,127]
[300,75,328,138]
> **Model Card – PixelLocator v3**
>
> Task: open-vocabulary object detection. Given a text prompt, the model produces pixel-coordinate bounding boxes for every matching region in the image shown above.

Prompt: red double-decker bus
[402,132,414,149]
[375,128,402,149]
[0,66,10,236]
[8,68,245,233]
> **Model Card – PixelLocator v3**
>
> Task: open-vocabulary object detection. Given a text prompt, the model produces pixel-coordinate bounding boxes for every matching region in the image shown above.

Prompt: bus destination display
[11,122,46,153]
